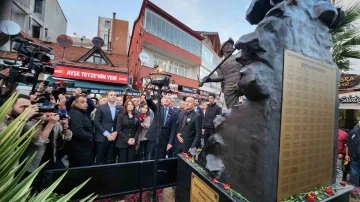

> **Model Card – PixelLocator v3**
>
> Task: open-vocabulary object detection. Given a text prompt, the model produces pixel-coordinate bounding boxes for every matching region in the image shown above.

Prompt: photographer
[0,94,39,132]
[66,88,95,120]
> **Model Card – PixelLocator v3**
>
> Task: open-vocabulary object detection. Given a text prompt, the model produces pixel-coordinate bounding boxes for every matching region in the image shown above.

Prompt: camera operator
[66,87,95,120]
[0,94,39,132]
[20,112,72,191]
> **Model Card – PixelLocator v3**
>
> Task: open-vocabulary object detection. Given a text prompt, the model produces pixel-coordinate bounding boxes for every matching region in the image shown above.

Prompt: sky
[57,0,256,44]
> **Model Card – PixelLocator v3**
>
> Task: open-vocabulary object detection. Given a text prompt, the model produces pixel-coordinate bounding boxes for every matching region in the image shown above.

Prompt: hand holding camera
[47,113,60,124]
[26,105,39,120]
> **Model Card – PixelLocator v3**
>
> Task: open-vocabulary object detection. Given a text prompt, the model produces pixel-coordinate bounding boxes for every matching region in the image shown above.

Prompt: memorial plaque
[277,50,336,201]
[190,173,219,202]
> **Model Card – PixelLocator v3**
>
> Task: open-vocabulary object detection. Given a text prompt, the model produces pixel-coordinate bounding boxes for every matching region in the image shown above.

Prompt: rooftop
[0,32,129,77]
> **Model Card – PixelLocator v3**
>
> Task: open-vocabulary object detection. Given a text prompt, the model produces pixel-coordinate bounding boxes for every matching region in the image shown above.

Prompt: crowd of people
[0,85,223,191]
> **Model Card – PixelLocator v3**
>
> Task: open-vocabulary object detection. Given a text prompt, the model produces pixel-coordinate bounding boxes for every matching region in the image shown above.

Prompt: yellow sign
[190,173,219,202]
[277,50,336,201]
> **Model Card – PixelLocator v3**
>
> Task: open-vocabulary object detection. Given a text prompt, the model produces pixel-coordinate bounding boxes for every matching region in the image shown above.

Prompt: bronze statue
[201,38,243,109]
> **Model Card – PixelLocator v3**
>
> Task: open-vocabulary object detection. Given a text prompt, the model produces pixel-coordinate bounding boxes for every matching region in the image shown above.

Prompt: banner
[53,66,128,84]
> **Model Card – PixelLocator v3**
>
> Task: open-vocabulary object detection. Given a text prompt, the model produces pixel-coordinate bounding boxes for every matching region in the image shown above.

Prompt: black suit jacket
[94,103,122,143]
[145,98,177,147]
[194,106,204,123]
[171,107,180,116]
[177,109,202,152]
[116,113,141,148]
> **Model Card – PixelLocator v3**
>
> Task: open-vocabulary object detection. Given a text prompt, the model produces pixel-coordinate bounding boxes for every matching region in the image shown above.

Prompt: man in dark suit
[94,90,122,164]
[176,97,202,153]
[145,91,177,159]
[194,98,204,120]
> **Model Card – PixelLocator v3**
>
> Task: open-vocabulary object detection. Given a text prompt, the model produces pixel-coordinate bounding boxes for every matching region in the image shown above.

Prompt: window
[144,9,201,56]
[202,45,213,64]
[32,26,40,39]
[153,54,190,78]
[86,51,107,65]
[105,21,111,28]
[104,34,109,44]
[34,0,43,13]
[200,66,219,89]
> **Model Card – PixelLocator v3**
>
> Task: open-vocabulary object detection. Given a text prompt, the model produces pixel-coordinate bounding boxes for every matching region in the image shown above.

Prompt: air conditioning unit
[128,76,133,85]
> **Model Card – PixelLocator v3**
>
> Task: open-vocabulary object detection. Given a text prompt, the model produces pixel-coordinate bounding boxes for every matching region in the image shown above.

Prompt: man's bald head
[185,97,195,111]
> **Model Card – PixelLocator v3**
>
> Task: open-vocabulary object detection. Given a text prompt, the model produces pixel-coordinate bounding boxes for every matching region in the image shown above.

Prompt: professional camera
[0,37,55,99]
[37,105,56,113]
[58,113,70,120]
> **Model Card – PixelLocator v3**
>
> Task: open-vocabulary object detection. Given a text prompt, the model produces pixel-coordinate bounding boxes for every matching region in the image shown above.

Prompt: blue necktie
[163,107,167,125]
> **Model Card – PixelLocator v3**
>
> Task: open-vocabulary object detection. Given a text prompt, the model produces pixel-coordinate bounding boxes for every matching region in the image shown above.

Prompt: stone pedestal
[176,155,354,202]
[176,156,245,202]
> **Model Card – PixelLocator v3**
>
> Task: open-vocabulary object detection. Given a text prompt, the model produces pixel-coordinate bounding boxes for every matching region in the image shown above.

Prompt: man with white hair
[144,92,177,159]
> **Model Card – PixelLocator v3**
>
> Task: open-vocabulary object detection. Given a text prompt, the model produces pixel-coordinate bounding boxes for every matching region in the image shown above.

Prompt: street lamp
[145,66,172,201]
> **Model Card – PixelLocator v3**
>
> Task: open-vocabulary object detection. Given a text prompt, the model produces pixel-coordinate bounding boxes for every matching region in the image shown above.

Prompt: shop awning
[46,76,140,96]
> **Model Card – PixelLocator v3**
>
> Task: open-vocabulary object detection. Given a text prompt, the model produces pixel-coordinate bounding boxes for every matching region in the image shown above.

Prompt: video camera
[35,81,74,103]
[0,37,55,99]
[36,104,70,120]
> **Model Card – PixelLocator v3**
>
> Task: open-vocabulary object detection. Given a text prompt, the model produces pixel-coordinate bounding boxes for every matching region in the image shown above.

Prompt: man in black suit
[145,92,177,159]
[68,95,94,167]
[176,97,202,153]
[194,98,204,120]
[94,90,122,164]
[170,98,180,115]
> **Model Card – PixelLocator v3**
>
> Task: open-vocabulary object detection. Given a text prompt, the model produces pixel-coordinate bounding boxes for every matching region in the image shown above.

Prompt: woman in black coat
[116,99,141,162]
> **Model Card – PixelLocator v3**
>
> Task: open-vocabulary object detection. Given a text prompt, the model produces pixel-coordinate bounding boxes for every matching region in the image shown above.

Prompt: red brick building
[0,32,139,96]
[128,0,205,99]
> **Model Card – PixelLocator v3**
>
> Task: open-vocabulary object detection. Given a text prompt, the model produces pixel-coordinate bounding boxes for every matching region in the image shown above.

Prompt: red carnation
[212,178,218,183]
[310,192,316,197]
[223,184,231,190]
[324,188,334,196]
[306,194,315,202]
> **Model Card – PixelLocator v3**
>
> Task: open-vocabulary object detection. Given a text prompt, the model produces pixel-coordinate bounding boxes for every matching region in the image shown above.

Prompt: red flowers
[340,181,347,186]
[324,188,334,196]
[223,184,231,190]
[212,178,218,183]
[310,192,316,197]
[306,194,315,202]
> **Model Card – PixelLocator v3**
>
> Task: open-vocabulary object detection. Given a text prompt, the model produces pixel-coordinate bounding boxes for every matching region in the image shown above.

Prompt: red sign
[53,66,128,84]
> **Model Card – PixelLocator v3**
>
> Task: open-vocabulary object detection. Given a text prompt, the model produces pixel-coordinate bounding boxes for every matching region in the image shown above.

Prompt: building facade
[128,0,206,101]
[0,0,67,44]
[97,13,129,55]
[197,31,222,94]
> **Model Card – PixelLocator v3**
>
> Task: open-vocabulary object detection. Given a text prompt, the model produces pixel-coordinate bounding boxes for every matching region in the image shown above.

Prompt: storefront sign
[179,85,198,94]
[66,88,140,96]
[339,74,360,89]
[53,66,128,84]
[339,95,360,103]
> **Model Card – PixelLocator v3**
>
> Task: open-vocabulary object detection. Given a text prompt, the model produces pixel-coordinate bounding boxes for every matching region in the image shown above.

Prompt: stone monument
[176,0,348,202]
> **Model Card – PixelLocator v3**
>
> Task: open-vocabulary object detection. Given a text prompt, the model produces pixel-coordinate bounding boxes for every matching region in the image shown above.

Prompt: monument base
[175,155,354,202]
[175,155,247,202]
